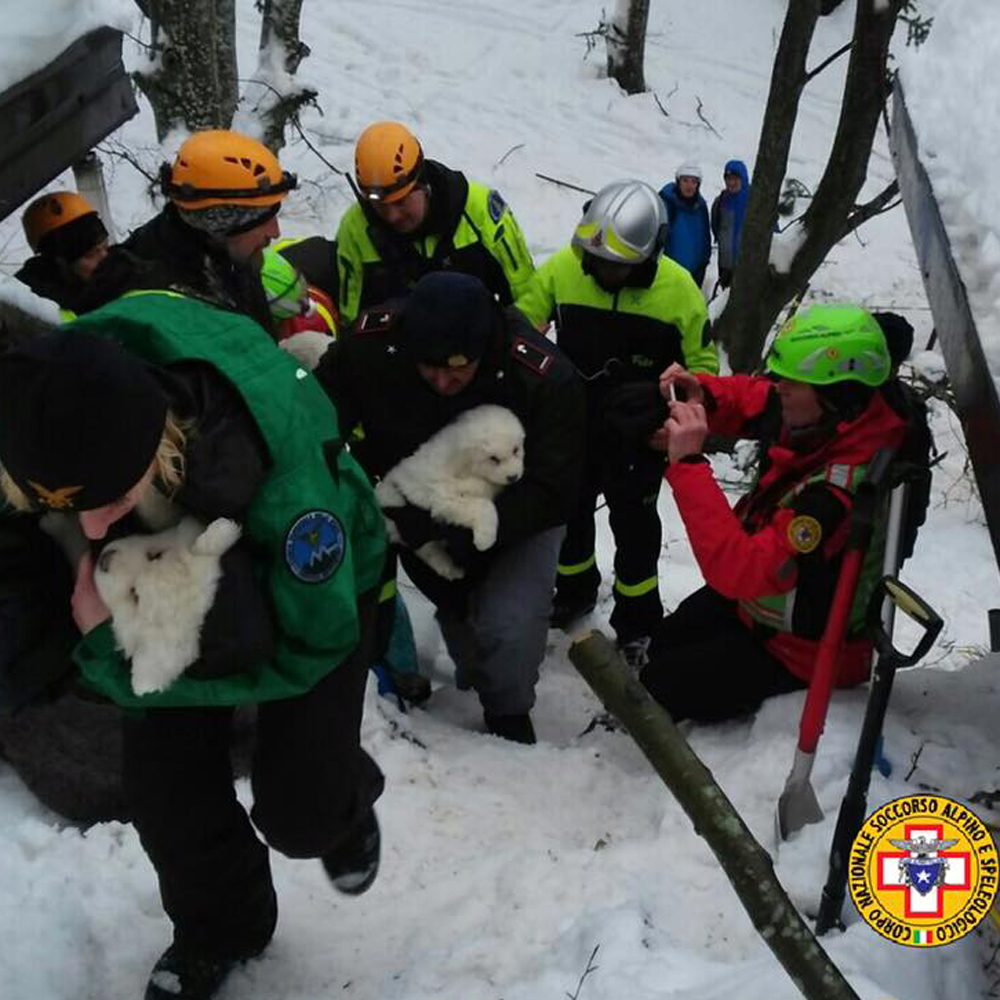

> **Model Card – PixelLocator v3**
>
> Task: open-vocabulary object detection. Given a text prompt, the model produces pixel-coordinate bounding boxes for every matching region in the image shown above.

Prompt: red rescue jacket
[666,373,907,685]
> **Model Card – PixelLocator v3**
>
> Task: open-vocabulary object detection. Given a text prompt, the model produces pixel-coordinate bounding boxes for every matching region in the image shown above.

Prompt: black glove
[440,524,479,570]
[603,381,669,445]
[383,503,440,548]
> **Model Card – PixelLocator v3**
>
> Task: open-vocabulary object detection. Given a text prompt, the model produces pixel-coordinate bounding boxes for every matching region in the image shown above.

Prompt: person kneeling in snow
[314,271,585,745]
[642,305,909,723]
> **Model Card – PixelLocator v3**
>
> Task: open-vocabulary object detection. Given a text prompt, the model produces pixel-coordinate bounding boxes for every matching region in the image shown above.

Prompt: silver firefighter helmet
[571,179,667,264]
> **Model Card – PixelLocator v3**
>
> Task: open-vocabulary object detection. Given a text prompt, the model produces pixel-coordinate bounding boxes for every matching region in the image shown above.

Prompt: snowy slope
[1,2,999,999]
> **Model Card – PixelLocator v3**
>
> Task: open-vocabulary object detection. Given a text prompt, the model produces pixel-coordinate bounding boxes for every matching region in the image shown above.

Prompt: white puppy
[376,405,526,580]
[94,517,242,695]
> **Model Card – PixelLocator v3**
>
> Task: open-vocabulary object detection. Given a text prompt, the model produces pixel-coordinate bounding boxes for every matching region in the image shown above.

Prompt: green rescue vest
[738,462,886,638]
[67,292,386,708]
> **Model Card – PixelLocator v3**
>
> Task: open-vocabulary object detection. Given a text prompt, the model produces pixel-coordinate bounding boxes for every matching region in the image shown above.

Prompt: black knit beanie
[37,212,108,264]
[0,334,169,511]
[401,272,495,366]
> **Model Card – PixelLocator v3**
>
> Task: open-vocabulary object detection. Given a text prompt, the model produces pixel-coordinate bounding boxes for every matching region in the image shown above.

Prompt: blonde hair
[0,409,191,512]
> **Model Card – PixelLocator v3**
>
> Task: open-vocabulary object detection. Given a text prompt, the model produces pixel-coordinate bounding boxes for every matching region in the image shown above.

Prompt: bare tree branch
[496,143,525,167]
[693,96,722,138]
[803,40,853,84]
[839,180,901,240]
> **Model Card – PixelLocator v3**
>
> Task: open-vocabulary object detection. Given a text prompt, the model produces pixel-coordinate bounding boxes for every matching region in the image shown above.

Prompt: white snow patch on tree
[769,221,808,274]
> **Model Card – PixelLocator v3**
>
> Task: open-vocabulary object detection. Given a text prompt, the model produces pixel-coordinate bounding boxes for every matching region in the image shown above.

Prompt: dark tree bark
[714,0,907,372]
[606,0,650,95]
[570,631,863,1000]
[133,0,239,141]
[235,0,317,153]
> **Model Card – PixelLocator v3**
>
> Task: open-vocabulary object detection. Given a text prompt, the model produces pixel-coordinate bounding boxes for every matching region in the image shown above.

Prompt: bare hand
[72,552,111,634]
[658,363,704,406]
[665,400,708,464]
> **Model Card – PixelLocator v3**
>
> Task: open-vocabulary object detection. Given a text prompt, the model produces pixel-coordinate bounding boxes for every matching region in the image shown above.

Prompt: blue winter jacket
[710,159,751,275]
[658,181,711,287]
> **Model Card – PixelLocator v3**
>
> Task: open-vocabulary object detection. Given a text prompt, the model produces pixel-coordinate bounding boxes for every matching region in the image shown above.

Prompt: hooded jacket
[710,159,750,274]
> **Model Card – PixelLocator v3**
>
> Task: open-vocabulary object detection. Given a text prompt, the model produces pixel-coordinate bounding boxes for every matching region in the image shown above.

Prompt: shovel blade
[777,748,825,840]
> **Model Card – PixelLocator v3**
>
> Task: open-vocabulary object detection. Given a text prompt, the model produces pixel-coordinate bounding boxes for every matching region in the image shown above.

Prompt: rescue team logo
[284,510,345,583]
[786,514,822,554]
[849,794,998,947]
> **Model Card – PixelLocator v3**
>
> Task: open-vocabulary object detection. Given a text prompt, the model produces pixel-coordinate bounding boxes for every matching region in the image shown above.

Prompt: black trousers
[555,455,664,640]
[122,646,384,960]
[639,586,806,724]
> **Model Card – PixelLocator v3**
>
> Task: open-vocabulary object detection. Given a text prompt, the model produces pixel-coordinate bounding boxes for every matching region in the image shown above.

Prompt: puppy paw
[415,542,465,580]
[192,518,241,557]
[471,503,499,551]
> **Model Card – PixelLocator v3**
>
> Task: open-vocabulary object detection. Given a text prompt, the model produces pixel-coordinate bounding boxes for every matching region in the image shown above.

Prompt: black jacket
[315,304,585,555]
[14,256,91,316]
[83,204,275,335]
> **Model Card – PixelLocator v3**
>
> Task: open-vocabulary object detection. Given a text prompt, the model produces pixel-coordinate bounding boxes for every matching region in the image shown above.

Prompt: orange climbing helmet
[161,130,297,210]
[22,191,102,254]
[354,122,424,203]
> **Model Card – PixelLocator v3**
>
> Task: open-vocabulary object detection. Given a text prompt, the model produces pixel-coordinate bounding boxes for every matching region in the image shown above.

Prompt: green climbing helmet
[260,248,307,321]
[765,305,891,388]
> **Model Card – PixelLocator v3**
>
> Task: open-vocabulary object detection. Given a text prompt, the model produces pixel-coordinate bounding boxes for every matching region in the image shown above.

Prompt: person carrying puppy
[0,298,387,1000]
[314,271,585,744]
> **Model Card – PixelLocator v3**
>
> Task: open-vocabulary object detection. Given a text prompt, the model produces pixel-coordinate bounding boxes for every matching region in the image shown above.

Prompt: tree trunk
[215,0,239,127]
[715,0,906,372]
[605,0,650,95]
[234,0,317,153]
[711,0,821,367]
[569,631,863,1000]
[133,0,238,141]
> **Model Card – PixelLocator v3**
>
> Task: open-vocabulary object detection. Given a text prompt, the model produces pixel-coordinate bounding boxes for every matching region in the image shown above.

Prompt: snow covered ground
[1,2,999,998]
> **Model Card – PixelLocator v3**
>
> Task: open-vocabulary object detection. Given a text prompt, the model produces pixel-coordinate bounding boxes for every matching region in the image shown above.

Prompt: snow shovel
[776,447,896,841]
[814,575,942,935]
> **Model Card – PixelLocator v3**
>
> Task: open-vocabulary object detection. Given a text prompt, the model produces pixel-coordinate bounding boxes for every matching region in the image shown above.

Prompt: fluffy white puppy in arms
[93,517,242,695]
[376,404,525,580]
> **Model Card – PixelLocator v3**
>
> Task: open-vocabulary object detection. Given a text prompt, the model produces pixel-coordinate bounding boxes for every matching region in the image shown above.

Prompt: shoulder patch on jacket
[786,514,822,554]
[487,189,507,224]
[511,335,554,376]
[355,307,396,334]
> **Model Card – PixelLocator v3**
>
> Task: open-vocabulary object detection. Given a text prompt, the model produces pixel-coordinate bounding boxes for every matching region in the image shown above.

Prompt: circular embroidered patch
[284,510,345,583]
[849,793,998,948]
[787,514,822,553]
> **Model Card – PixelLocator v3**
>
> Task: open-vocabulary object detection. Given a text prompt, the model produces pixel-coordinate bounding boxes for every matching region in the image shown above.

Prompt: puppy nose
[506,473,521,484]
[97,549,115,573]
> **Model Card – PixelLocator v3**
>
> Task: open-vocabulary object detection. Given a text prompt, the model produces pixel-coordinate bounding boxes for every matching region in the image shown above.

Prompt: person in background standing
[710,159,750,290]
[658,164,711,289]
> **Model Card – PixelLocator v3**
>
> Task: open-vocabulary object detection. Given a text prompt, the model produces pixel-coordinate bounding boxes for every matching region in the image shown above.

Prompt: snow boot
[549,596,596,631]
[144,945,241,1000]
[387,667,431,705]
[322,808,380,895]
[484,711,536,745]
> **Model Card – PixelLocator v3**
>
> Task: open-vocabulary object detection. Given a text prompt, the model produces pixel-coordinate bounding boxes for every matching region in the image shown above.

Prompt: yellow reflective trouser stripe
[557,553,597,576]
[613,575,658,598]
[378,578,397,604]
